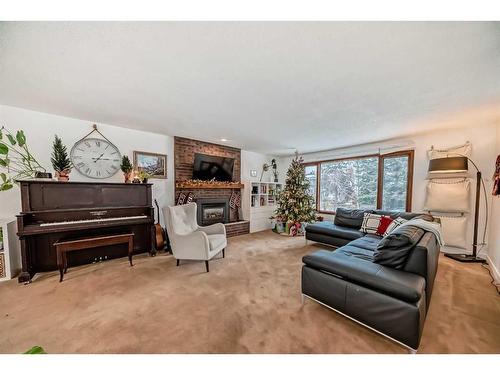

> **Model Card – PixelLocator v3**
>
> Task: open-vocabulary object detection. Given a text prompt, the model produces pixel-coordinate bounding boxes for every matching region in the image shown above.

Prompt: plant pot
[123,172,132,183]
[34,172,52,179]
[142,178,148,184]
[56,170,70,182]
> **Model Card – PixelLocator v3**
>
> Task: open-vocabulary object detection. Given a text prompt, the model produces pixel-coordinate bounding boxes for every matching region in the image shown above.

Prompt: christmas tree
[51,135,72,174]
[274,153,316,234]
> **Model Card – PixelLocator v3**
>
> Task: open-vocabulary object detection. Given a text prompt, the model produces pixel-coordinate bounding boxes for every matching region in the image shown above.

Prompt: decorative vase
[124,172,132,183]
[55,170,70,182]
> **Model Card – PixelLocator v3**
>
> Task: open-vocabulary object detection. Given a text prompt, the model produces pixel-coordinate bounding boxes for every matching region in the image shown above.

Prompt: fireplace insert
[196,199,229,225]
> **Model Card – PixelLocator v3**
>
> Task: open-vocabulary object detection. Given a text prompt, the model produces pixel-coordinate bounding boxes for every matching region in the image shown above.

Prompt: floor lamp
[428,156,487,263]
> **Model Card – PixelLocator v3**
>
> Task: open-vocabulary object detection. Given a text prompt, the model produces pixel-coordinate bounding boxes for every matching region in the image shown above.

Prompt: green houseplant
[0,126,48,191]
[137,169,152,183]
[51,135,72,181]
[120,155,133,183]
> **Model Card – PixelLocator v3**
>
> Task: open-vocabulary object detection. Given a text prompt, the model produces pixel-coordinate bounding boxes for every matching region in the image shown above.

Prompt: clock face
[70,138,122,179]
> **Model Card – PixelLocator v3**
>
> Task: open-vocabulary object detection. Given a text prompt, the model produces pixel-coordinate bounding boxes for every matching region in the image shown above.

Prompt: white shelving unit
[243,181,283,233]
[0,218,21,282]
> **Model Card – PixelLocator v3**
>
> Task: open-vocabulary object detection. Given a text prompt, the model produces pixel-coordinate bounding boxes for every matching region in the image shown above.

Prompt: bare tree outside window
[382,156,409,211]
[304,165,317,206]
[319,157,378,212]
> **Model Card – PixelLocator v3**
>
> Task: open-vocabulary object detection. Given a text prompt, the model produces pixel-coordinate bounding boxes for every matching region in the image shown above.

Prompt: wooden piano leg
[63,253,68,274]
[18,238,32,284]
[128,237,134,267]
[56,246,64,282]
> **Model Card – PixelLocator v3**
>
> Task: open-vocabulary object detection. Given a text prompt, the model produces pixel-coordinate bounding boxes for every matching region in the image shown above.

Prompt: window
[319,156,378,212]
[380,152,413,211]
[304,164,318,206]
[303,151,413,213]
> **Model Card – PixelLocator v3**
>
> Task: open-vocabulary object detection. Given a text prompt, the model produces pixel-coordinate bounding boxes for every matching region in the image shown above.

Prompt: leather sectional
[302,209,440,351]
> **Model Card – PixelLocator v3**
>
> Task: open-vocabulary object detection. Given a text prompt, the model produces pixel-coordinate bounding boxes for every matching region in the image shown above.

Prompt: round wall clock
[70,125,122,179]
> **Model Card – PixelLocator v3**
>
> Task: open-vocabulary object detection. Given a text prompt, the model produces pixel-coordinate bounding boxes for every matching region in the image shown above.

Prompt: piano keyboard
[40,215,148,227]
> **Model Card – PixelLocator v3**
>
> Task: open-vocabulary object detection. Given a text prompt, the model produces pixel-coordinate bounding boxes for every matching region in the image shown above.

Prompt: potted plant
[0,126,49,191]
[137,169,152,183]
[51,135,72,181]
[271,158,279,182]
[120,155,133,183]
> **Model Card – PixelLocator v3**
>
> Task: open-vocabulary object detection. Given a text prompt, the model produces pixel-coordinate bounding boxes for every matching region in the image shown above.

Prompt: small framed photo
[250,169,257,177]
[133,151,167,179]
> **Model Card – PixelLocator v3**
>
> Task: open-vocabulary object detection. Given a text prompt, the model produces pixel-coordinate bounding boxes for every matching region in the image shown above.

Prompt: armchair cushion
[207,234,226,251]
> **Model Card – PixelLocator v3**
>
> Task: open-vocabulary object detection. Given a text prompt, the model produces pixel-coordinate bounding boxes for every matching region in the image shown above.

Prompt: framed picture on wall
[133,151,167,179]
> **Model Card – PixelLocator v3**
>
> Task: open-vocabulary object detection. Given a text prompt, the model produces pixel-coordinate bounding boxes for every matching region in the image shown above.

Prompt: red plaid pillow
[376,215,394,236]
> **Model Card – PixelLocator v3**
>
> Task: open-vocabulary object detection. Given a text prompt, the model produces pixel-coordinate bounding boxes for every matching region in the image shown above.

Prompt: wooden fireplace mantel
[176,182,244,189]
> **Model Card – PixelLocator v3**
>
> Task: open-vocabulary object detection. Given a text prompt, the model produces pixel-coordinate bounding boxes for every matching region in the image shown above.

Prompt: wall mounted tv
[193,153,235,182]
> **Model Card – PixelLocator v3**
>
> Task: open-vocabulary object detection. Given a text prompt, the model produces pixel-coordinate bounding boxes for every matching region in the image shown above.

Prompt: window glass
[319,157,378,212]
[382,155,409,211]
[304,165,317,207]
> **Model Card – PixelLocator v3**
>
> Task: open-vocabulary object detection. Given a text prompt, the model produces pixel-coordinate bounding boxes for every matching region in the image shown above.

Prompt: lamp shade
[428,156,468,173]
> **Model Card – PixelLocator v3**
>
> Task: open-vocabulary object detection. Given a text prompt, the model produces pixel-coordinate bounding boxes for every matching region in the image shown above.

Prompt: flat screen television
[193,153,235,182]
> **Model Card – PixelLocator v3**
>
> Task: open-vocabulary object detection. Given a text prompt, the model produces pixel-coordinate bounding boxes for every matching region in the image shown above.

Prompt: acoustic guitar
[154,199,166,251]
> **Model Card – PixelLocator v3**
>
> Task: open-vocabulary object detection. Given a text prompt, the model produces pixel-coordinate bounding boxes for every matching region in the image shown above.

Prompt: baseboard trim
[486,255,500,284]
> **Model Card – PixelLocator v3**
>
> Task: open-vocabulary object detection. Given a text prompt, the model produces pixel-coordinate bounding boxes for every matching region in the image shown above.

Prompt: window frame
[303,150,414,214]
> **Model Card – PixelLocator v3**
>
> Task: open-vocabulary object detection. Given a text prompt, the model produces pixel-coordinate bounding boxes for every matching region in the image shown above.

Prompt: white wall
[0,105,175,227]
[241,150,277,183]
[487,124,500,282]
[279,124,498,258]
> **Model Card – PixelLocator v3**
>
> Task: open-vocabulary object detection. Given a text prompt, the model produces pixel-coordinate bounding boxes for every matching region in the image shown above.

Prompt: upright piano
[16,180,155,283]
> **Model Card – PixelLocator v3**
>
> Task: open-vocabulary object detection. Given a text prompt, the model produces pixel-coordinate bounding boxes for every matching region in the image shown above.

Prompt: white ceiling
[1,22,499,155]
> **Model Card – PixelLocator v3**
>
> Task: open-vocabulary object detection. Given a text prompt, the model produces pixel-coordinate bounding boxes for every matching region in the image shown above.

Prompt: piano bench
[54,233,134,282]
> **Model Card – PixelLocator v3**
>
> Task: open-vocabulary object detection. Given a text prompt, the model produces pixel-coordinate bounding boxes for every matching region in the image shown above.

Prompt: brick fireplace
[174,136,249,237]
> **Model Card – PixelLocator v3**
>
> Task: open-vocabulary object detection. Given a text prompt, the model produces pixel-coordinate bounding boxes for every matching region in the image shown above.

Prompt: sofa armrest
[404,231,440,301]
[171,231,210,259]
[303,249,426,303]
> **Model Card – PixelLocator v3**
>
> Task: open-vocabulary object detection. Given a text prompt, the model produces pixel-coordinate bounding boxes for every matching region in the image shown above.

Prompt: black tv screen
[193,153,235,182]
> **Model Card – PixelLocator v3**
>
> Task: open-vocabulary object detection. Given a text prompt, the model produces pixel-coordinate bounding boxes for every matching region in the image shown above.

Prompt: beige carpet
[0,230,499,354]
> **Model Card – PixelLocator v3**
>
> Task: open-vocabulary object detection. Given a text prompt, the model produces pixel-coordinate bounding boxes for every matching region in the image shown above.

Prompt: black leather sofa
[302,209,440,351]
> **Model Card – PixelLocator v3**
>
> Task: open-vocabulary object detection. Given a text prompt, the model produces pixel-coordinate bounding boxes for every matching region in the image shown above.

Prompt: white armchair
[163,202,227,272]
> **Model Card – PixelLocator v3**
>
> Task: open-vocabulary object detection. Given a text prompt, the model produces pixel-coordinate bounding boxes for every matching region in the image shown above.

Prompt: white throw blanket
[397,219,444,246]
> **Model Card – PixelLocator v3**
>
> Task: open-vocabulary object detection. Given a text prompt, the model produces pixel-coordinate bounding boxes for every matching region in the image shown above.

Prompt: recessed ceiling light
[220,138,228,142]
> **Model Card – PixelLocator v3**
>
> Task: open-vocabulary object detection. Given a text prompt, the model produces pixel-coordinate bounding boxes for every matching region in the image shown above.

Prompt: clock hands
[93,153,105,163]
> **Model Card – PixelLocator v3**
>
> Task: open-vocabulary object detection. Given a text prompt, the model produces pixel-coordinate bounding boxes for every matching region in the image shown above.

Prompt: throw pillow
[334,208,370,229]
[383,217,407,236]
[374,225,425,269]
[375,215,393,236]
[423,178,470,213]
[360,213,382,234]
[435,215,468,249]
